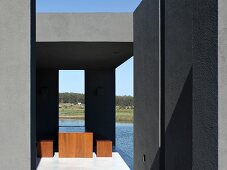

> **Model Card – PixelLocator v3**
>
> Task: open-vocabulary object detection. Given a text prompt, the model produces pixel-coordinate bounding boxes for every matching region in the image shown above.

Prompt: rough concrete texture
[134,0,160,169]
[165,0,218,169]
[0,0,35,170]
[85,69,116,146]
[135,0,218,169]
[37,13,133,42]
[36,69,59,152]
[164,0,193,169]
[192,0,218,169]
[219,0,227,169]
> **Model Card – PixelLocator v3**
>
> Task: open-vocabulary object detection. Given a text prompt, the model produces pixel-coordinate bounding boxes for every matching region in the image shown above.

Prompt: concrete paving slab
[36,152,130,170]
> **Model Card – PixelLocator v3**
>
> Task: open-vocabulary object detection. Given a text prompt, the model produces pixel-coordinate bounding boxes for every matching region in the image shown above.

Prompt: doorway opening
[115,57,134,169]
[35,1,136,168]
[58,70,85,132]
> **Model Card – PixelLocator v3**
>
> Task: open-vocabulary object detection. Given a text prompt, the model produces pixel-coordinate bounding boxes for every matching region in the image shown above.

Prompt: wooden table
[59,132,93,158]
[96,140,112,157]
[37,140,53,157]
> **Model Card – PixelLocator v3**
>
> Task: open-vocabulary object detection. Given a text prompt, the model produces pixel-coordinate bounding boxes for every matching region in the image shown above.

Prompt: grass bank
[59,103,133,123]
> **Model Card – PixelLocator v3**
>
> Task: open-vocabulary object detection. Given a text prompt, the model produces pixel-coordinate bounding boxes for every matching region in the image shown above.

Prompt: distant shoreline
[59,115,84,119]
[59,115,133,123]
[59,103,133,123]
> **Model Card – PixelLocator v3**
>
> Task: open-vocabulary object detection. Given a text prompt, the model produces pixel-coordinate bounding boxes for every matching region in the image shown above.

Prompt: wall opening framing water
[58,70,85,132]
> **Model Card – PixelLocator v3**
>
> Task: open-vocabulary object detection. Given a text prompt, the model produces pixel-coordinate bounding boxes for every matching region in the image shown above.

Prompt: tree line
[59,93,133,107]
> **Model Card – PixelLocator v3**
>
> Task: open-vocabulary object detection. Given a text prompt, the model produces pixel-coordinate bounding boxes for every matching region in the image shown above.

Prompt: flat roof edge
[37,13,133,42]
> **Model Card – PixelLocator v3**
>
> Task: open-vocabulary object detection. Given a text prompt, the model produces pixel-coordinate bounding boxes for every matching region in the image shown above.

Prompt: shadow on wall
[150,149,160,170]
[149,68,192,170]
[164,68,192,170]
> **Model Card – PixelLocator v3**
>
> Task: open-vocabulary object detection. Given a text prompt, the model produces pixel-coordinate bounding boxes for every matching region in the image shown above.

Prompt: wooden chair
[37,140,53,157]
[96,140,112,157]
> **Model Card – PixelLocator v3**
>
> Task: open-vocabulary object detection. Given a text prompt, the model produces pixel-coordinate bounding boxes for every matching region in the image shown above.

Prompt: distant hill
[59,93,133,107]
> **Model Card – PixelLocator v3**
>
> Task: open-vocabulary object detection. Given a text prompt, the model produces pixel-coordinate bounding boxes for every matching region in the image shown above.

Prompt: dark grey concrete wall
[134,0,160,169]
[165,0,218,169]
[135,0,218,169]
[85,69,115,146]
[0,1,35,169]
[164,0,193,169]
[192,0,218,169]
[36,42,133,69]
[36,69,59,152]
[37,13,133,42]
[219,0,227,169]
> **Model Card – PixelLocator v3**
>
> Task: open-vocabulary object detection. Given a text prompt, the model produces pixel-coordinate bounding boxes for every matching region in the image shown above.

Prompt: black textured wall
[85,69,115,146]
[134,0,218,169]
[36,69,59,152]
[165,0,218,169]
[164,0,193,169]
[134,0,160,169]
[192,0,218,169]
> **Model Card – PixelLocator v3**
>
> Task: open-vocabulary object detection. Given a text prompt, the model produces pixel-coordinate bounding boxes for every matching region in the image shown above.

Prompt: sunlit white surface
[36,152,130,170]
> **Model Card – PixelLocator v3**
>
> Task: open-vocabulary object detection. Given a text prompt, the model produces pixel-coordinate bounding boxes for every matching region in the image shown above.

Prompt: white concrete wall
[219,0,227,169]
[0,0,35,169]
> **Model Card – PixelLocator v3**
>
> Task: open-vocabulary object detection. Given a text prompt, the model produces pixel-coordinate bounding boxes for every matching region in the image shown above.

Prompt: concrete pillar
[36,69,59,152]
[135,0,218,169]
[164,0,193,169]
[0,0,35,169]
[191,0,218,169]
[219,0,227,169]
[134,0,160,169]
[165,0,218,169]
[85,69,115,146]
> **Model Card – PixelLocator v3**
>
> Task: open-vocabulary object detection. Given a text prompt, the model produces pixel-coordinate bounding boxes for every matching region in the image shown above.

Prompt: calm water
[59,119,134,169]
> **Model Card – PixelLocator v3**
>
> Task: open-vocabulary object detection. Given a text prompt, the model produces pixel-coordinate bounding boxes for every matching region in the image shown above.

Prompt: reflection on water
[116,122,133,170]
[59,119,134,169]
[59,119,85,132]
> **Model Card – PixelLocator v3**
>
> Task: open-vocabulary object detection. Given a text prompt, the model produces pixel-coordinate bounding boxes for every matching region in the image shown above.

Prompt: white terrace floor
[36,152,130,170]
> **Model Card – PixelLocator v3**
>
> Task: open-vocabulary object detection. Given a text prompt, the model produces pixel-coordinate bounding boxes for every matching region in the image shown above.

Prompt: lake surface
[59,119,134,169]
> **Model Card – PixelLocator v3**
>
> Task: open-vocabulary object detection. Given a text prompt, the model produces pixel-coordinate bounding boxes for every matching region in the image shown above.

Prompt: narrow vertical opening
[115,57,134,169]
[58,70,85,132]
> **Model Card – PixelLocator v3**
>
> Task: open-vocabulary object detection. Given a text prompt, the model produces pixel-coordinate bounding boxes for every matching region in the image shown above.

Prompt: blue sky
[36,0,141,13]
[37,0,139,96]
[59,58,133,96]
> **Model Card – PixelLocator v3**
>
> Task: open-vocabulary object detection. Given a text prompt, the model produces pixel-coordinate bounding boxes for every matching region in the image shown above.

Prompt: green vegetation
[59,103,84,119]
[59,93,84,104]
[59,93,134,123]
[59,93,133,107]
[116,107,133,122]
[59,103,133,123]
